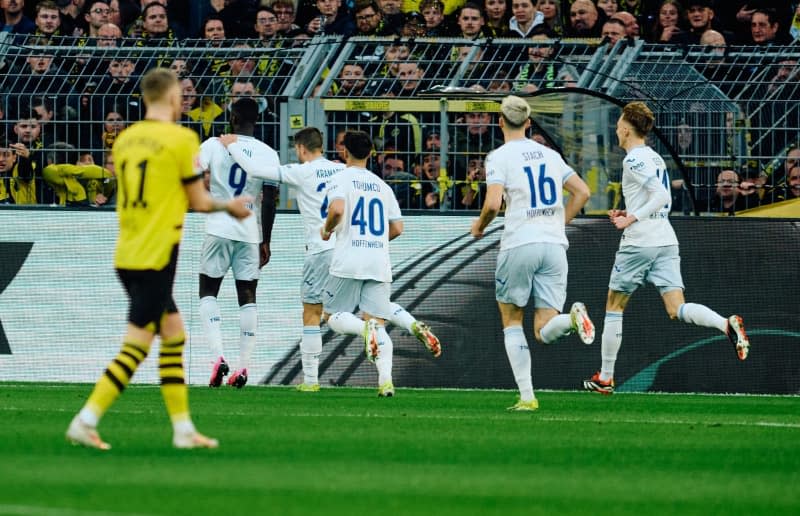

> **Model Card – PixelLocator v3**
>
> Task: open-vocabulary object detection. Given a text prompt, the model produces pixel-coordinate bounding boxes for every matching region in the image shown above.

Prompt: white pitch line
[0,505,154,516]
[3,406,797,429]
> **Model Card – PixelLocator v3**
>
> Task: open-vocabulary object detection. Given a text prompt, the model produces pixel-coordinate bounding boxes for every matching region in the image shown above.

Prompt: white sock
[375,325,394,386]
[173,419,195,435]
[539,314,573,344]
[678,303,727,333]
[199,296,224,359]
[301,326,322,385]
[239,303,257,370]
[78,407,99,427]
[387,302,415,333]
[600,312,623,381]
[503,326,534,402]
[327,312,365,336]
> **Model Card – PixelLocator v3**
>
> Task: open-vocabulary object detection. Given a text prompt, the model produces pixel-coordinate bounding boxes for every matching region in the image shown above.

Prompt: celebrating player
[219,126,440,393]
[583,101,750,395]
[198,98,279,389]
[66,68,252,450]
[471,95,595,412]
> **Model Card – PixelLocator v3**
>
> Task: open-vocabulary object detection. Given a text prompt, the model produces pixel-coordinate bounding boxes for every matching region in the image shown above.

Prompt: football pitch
[0,384,798,516]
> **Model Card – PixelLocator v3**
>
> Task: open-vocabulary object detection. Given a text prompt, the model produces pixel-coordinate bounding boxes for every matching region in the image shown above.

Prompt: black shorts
[116,245,179,330]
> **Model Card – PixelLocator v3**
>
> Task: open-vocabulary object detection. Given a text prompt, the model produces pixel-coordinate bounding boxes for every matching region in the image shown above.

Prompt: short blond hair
[622,101,654,137]
[140,67,178,105]
[500,95,531,129]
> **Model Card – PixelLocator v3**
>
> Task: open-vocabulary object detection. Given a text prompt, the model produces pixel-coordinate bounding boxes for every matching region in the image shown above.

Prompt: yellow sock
[159,332,190,424]
[85,339,151,418]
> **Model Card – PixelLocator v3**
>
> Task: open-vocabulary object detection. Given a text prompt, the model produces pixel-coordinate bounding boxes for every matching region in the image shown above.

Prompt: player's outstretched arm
[563,174,591,224]
[219,134,281,182]
[185,177,253,220]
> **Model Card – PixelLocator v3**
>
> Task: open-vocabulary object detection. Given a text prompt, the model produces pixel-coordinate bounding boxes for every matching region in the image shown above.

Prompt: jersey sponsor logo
[495,277,507,286]
[0,242,34,354]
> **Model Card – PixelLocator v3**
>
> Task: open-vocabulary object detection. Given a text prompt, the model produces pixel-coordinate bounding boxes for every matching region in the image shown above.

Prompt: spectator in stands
[566,0,602,38]
[512,32,558,93]
[450,2,486,38]
[759,145,800,202]
[95,20,120,42]
[336,62,368,96]
[253,6,278,41]
[536,0,563,36]
[420,0,446,36]
[699,27,726,48]
[13,110,47,200]
[177,74,202,136]
[2,0,35,34]
[375,0,403,33]
[399,10,427,37]
[611,10,639,38]
[0,136,37,204]
[750,8,783,45]
[372,109,424,172]
[97,104,126,155]
[272,0,299,36]
[776,166,800,202]
[709,169,759,214]
[648,0,686,43]
[596,0,618,18]
[601,16,627,47]
[108,0,138,32]
[137,1,177,44]
[58,0,86,37]
[395,61,426,95]
[31,96,65,146]
[459,153,485,209]
[453,111,502,179]
[353,1,388,36]
[33,0,63,39]
[306,0,354,36]
[83,0,109,38]
[42,141,113,206]
[684,0,715,44]
[484,0,509,37]
[507,0,544,38]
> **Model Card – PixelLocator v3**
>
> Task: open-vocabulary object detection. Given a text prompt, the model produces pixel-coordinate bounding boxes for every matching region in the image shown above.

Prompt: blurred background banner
[1,209,797,393]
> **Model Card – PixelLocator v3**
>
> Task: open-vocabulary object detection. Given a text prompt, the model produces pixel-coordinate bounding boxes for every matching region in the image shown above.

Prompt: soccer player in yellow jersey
[66,67,252,450]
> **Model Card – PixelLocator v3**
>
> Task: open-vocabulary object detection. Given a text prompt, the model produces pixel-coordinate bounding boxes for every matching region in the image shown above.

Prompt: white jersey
[619,145,678,248]
[277,157,346,255]
[199,136,279,243]
[485,137,575,251]
[326,166,401,283]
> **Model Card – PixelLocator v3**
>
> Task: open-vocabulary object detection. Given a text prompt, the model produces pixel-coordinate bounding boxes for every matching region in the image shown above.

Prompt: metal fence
[0,33,797,214]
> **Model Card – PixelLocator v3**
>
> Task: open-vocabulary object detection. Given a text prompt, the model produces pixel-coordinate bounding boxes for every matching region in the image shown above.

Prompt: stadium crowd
[0,0,798,211]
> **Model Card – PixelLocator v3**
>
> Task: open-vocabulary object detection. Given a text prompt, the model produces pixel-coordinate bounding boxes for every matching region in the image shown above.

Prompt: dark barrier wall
[267,217,800,394]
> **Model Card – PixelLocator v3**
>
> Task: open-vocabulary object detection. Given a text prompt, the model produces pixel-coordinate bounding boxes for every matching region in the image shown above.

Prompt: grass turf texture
[0,384,798,516]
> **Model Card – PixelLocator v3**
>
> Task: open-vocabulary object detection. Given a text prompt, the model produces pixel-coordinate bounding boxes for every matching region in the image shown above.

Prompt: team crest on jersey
[192,153,203,174]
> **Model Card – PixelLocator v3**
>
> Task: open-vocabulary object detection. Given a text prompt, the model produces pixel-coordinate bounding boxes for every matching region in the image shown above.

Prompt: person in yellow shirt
[0,140,37,205]
[66,67,252,451]
[42,144,114,206]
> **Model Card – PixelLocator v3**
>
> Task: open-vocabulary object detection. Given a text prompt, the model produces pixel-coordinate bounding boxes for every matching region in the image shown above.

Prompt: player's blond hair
[140,67,179,105]
[622,101,655,137]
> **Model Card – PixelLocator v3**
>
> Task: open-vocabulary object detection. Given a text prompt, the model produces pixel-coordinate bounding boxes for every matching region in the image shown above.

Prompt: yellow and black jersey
[112,120,202,270]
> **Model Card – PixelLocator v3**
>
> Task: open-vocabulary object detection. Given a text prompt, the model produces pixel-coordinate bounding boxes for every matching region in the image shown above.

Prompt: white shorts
[199,234,260,281]
[302,250,333,305]
[495,242,567,311]
[608,245,684,296]
[322,275,392,319]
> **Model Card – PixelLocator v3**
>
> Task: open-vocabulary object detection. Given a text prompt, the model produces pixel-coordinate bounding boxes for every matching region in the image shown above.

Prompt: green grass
[0,384,798,516]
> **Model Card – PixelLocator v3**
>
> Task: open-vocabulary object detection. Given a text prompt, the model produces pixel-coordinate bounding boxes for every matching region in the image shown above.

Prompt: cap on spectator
[500,95,531,126]
[404,11,424,25]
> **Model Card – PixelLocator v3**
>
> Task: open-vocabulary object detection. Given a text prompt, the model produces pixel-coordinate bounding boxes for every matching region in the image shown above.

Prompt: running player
[583,101,750,395]
[471,95,595,411]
